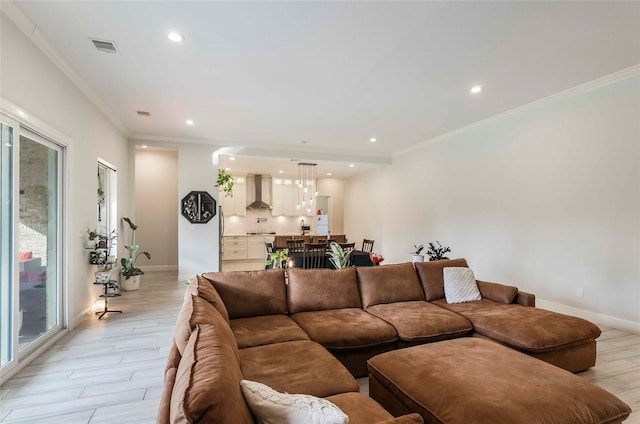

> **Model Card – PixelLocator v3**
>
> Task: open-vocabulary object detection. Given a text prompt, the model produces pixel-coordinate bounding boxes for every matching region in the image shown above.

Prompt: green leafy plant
[120,217,151,279]
[328,242,353,269]
[426,241,451,261]
[216,168,234,198]
[266,248,289,269]
[87,228,117,271]
[411,244,424,255]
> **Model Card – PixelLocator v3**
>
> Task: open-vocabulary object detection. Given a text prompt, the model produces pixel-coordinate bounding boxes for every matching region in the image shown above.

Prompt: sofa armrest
[157,341,181,424]
[375,413,424,424]
[515,291,536,307]
[476,280,519,304]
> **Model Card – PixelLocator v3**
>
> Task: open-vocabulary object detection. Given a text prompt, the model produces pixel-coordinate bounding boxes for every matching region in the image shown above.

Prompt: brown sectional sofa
[158,258,603,423]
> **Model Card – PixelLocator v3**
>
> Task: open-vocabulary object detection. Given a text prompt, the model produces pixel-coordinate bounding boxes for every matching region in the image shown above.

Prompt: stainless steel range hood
[247,174,272,210]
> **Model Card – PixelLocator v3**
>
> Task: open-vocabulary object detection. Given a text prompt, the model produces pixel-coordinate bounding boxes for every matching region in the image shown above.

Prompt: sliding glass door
[18,131,62,352]
[0,114,65,377]
[0,120,15,369]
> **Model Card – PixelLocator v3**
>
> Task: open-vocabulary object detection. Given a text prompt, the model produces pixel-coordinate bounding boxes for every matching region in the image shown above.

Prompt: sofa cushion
[239,340,359,398]
[174,293,231,356]
[292,309,397,349]
[185,275,230,322]
[171,325,254,424]
[288,268,361,313]
[414,258,469,301]
[443,267,481,304]
[231,315,310,349]
[367,338,630,424]
[357,263,425,308]
[476,280,518,304]
[202,269,287,318]
[432,298,602,352]
[325,392,396,424]
[240,379,348,424]
[366,301,472,343]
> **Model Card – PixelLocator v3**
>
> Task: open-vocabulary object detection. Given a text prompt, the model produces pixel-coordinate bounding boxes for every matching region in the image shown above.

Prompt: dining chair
[339,242,355,251]
[264,242,274,269]
[362,239,375,253]
[302,244,326,269]
[287,238,305,253]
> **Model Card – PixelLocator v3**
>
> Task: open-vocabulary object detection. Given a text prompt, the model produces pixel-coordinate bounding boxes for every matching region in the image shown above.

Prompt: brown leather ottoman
[368,338,631,424]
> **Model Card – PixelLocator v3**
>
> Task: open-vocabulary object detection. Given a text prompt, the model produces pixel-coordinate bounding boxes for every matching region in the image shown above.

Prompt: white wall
[177,144,221,281]
[135,149,178,270]
[1,11,129,327]
[345,71,640,328]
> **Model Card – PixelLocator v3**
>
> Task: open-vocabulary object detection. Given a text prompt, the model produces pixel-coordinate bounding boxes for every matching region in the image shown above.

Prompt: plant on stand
[426,241,451,261]
[87,228,117,284]
[328,242,354,269]
[120,217,151,291]
[411,244,425,263]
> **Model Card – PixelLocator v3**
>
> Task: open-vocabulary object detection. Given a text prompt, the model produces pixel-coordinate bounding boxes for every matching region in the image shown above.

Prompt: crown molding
[395,64,640,159]
[2,1,129,136]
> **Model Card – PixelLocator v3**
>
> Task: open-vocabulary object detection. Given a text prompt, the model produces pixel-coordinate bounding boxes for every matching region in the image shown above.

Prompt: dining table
[288,249,375,269]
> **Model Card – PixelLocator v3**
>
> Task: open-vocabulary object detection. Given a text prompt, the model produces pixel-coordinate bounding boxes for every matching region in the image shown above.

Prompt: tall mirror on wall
[94,160,117,272]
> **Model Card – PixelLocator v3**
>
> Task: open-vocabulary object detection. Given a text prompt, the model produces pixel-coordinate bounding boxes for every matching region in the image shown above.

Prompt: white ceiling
[10,1,640,175]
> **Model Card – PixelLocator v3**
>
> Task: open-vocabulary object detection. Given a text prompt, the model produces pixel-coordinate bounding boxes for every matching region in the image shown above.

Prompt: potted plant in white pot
[411,244,425,262]
[120,217,151,291]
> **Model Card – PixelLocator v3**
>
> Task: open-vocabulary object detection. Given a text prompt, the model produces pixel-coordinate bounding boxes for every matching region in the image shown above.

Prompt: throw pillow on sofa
[240,379,348,424]
[443,267,481,304]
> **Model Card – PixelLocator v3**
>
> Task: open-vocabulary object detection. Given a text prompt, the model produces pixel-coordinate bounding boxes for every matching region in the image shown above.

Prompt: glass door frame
[17,127,65,359]
[0,101,70,384]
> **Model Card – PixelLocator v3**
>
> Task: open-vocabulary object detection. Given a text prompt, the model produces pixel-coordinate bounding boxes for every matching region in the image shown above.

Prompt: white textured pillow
[240,380,348,424]
[444,267,482,304]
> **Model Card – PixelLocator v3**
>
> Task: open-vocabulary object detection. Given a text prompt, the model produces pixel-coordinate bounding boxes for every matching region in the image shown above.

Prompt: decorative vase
[411,255,425,263]
[122,275,140,291]
[95,270,111,284]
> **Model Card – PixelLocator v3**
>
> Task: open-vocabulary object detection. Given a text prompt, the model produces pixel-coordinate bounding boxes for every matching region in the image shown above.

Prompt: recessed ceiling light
[230,157,235,161]
[168,32,184,43]
[279,170,284,173]
[349,164,355,168]
[186,119,194,125]
[370,137,376,143]
[140,145,148,149]
[470,85,483,94]
[327,172,332,176]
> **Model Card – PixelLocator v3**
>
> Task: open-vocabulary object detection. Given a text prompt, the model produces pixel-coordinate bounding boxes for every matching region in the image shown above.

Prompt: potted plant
[120,217,151,291]
[426,241,451,261]
[266,248,289,269]
[328,242,353,269]
[411,244,425,262]
[216,168,234,198]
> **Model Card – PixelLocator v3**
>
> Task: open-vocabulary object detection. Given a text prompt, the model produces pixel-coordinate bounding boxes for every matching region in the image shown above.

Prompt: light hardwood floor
[0,271,638,423]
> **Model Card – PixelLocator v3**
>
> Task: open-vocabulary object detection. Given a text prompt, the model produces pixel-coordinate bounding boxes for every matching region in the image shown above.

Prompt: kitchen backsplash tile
[224,209,317,235]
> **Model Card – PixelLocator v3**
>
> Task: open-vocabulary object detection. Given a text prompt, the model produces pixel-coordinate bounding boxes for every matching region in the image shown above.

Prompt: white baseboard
[537,298,640,335]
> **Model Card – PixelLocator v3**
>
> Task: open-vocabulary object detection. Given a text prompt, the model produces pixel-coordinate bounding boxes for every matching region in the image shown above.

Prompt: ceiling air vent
[91,39,118,54]
[137,111,151,117]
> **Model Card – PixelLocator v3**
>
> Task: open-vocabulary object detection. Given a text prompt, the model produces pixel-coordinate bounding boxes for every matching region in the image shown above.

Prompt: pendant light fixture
[297,163,317,214]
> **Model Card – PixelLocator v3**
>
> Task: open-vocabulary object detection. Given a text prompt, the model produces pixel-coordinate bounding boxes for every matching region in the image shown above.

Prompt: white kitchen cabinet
[222,236,248,260]
[247,236,267,260]
[220,176,247,216]
[272,178,295,216]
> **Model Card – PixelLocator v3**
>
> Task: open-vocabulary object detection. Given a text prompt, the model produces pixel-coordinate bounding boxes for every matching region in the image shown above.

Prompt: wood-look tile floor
[0,270,638,423]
